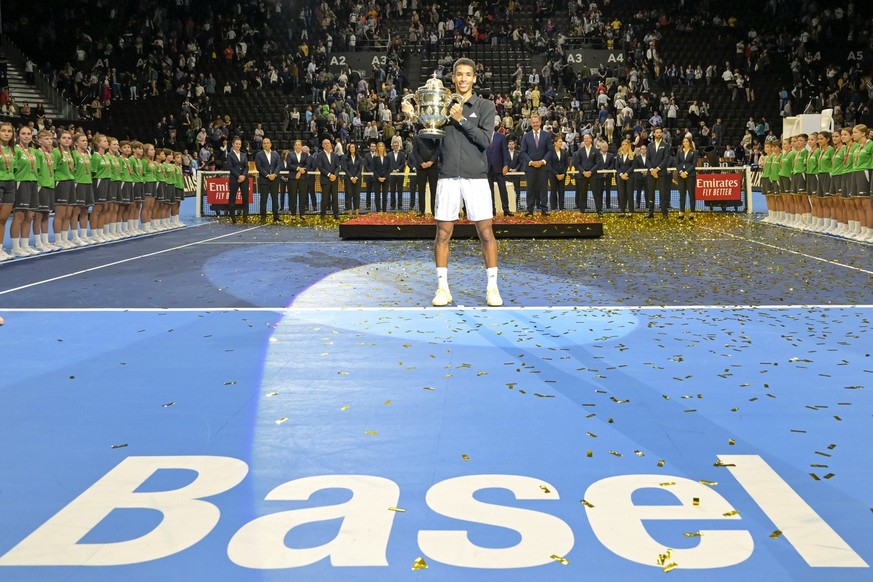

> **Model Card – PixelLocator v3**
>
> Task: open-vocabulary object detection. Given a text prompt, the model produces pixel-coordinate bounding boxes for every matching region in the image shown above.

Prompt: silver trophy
[402,77,464,138]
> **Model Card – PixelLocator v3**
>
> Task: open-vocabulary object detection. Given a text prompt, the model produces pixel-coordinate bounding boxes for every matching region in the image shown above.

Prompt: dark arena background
[0,1,871,580]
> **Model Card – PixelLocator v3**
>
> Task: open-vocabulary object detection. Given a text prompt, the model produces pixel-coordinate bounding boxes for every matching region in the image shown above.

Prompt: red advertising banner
[695,173,743,201]
[205,177,254,205]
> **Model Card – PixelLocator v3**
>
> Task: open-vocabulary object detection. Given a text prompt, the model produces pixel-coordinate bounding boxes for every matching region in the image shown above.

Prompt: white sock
[11,238,20,251]
[437,267,448,289]
[40,233,49,245]
[486,267,498,290]
[22,239,30,249]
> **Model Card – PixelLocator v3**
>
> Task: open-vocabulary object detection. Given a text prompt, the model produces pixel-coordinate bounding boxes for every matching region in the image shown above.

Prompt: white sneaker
[12,247,31,258]
[486,288,504,307]
[24,245,42,255]
[0,249,11,261]
[432,287,453,307]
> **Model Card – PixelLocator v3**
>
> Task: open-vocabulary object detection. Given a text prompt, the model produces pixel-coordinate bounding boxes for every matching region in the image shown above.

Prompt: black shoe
[505,211,514,217]
[646,213,654,219]
[299,215,306,219]
[541,210,550,217]
[597,212,604,218]
[526,210,534,216]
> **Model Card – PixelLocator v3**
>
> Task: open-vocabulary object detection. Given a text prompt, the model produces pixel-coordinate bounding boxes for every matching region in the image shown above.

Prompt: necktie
[534,132,539,148]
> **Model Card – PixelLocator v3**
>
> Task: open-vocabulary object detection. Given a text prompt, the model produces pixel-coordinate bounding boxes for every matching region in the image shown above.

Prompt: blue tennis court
[0,212,871,581]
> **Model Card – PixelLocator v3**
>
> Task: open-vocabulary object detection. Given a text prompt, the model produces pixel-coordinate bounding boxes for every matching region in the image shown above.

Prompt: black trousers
[616,175,632,212]
[548,174,566,210]
[677,175,695,213]
[278,178,289,210]
[525,168,548,211]
[598,174,613,210]
[388,175,404,210]
[258,179,280,220]
[320,179,339,217]
[576,174,592,211]
[374,179,389,212]
[307,177,317,210]
[365,175,374,210]
[227,178,249,221]
[416,166,438,214]
[646,172,670,216]
[488,168,510,214]
[288,177,306,216]
[345,178,361,211]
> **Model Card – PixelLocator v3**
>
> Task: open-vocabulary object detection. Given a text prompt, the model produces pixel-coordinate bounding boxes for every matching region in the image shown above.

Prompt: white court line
[702,225,873,276]
[2,304,872,313]
[0,226,263,296]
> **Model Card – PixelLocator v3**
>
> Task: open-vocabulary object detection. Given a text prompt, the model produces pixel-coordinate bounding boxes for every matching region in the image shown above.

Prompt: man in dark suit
[486,119,512,216]
[362,142,377,212]
[412,134,439,215]
[545,135,570,210]
[387,138,407,210]
[317,139,342,218]
[520,112,551,215]
[285,139,308,219]
[506,136,523,210]
[304,145,318,211]
[645,127,671,218]
[226,136,249,223]
[593,140,615,216]
[572,132,597,212]
[255,137,282,222]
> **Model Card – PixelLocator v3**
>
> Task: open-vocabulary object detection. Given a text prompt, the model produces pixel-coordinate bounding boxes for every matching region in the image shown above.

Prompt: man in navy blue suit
[506,136,523,209]
[520,112,551,215]
[317,138,343,218]
[255,137,282,222]
[645,127,671,218]
[593,140,615,216]
[226,136,249,223]
[486,118,512,216]
[572,132,597,212]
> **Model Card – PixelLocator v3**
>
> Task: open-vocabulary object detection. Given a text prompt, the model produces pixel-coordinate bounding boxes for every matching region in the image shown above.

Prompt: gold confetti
[634,450,645,457]
[384,400,392,405]
[823,473,836,479]
[699,480,718,486]
[275,417,288,425]
[684,531,703,537]
[692,497,700,506]
[388,507,406,512]
[713,460,736,467]
[586,432,598,438]
[540,485,551,494]
[586,450,593,457]
[770,530,783,539]
[162,402,175,407]
[364,430,378,435]
[550,554,570,565]
[659,482,676,487]
[338,371,349,375]
[110,443,128,449]
[580,499,595,508]
[411,556,428,570]
[340,405,349,411]
[827,443,837,450]
[663,562,679,572]
[809,473,821,480]
[723,510,739,517]
[657,459,665,467]
[265,391,279,397]
[224,381,237,385]
[609,450,623,457]
[657,549,673,566]
[461,454,470,461]
[423,386,435,391]
[728,439,735,445]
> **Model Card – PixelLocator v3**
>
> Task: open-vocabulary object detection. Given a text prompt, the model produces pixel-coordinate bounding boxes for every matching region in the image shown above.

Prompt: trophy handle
[401,93,418,123]
[447,93,465,121]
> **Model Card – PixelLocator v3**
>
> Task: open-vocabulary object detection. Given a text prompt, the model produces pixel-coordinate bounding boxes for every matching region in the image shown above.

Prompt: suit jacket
[544,148,570,176]
[486,130,510,173]
[595,150,615,173]
[316,150,342,183]
[646,139,670,172]
[255,149,281,184]
[227,149,248,180]
[614,152,635,178]
[506,148,523,172]
[573,145,598,173]
[520,130,552,168]
[343,154,364,180]
[387,150,406,173]
[371,155,391,179]
[676,149,698,175]
[633,155,648,183]
[285,149,309,176]
[412,135,440,168]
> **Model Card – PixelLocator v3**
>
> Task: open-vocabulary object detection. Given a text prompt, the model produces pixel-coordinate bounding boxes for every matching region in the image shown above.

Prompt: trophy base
[419,128,447,138]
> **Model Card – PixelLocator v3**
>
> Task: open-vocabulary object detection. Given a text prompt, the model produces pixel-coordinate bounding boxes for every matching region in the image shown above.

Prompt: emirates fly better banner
[205,177,254,205]
[695,173,743,201]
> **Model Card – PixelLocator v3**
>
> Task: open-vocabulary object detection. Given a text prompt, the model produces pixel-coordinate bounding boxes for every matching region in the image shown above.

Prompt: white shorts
[434,177,493,222]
